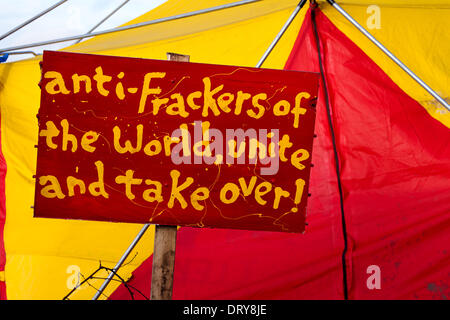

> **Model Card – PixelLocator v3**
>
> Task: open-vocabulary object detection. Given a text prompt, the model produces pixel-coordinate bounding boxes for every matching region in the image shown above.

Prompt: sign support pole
[150,52,190,300]
[150,225,178,300]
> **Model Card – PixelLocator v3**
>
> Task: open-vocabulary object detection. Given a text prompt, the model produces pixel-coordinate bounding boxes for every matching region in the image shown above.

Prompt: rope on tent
[310,1,350,300]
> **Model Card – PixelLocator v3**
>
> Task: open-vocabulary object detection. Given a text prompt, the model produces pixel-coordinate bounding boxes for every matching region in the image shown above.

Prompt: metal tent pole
[0,0,68,41]
[92,224,150,300]
[0,0,259,53]
[74,0,131,45]
[90,0,308,301]
[326,0,450,112]
[0,51,38,57]
[256,0,307,68]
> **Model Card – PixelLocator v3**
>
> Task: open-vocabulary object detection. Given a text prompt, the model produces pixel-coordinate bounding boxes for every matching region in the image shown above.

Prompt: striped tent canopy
[0,0,449,299]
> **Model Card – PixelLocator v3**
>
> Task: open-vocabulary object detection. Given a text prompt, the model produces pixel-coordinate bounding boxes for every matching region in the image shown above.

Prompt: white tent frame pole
[90,0,308,301]
[327,0,450,112]
[0,0,259,53]
[92,224,150,300]
[0,0,69,42]
[0,51,38,57]
[256,0,307,68]
[73,0,131,45]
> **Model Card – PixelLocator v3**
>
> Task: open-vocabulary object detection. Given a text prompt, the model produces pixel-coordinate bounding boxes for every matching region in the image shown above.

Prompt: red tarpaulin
[110,7,450,300]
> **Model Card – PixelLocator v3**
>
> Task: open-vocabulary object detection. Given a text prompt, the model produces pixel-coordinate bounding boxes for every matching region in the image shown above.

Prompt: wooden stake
[150,52,190,300]
[151,225,178,300]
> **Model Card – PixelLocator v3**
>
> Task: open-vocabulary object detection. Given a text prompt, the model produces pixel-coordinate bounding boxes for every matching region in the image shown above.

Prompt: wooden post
[150,52,190,300]
[151,225,178,300]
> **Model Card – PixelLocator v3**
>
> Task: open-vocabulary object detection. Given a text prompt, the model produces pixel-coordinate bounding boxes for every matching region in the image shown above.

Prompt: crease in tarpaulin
[310,1,350,300]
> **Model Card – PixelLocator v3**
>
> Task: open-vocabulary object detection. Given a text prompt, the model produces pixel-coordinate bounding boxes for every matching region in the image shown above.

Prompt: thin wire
[92,224,150,300]
[63,259,150,300]
[62,266,104,300]
[90,276,149,300]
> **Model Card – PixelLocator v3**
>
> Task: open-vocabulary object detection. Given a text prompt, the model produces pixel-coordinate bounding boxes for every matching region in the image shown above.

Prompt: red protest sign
[34,51,319,233]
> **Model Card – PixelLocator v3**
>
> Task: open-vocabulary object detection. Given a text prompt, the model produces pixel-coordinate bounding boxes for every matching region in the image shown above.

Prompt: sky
[0,0,167,62]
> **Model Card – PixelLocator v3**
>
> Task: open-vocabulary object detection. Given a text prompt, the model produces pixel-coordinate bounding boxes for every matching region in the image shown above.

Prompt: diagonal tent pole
[0,51,38,57]
[90,0,307,301]
[326,0,450,112]
[0,0,259,53]
[91,224,150,300]
[0,0,69,42]
[73,0,131,45]
[256,0,307,68]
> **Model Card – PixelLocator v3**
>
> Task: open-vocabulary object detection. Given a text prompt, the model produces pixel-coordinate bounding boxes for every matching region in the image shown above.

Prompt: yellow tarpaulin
[0,0,448,299]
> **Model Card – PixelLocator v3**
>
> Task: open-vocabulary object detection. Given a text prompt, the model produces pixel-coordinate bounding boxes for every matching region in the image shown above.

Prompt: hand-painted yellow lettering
[113,124,143,154]
[168,170,194,209]
[291,148,310,171]
[294,179,306,204]
[219,182,240,204]
[202,77,223,117]
[144,139,162,156]
[67,176,86,196]
[115,72,125,100]
[179,123,191,156]
[227,140,246,159]
[163,135,180,156]
[143,179,163,203]
[39,120,60,149]
[254,181,272,206]
[115,170,143,200]
[61,119,77,152]
[93,66,112,97]
[234,91,251,115]
[217,92,234,113]
[273,100,290,116]
[193,121,212,158]
[167,93,189,118]
[81,131,99,153]
[273,187,290,209]
[238,176,257,197]
[139,72,166,113]
[88,161,109,198]
[187,91,202,110]
[39,175,65,199]
[190,187,209,211]
[44,71,70,94]
[151,97,169,116]
[249,138,267,160]
[292,92,309,128]
[247,93,266,119]
[72,74,92,94]
[278,134,293,162]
